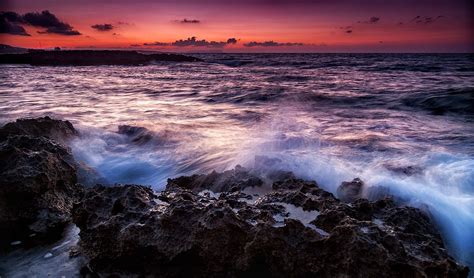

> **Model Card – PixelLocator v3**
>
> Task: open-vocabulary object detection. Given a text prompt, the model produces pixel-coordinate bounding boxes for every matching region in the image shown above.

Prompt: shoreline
[0,117,469,277]
[0,50,201,66]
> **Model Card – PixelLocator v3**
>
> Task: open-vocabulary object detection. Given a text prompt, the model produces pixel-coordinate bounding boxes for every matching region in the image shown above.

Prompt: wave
[401,88,474,116]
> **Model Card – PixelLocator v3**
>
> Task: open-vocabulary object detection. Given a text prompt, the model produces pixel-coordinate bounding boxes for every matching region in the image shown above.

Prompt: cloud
[144,41,169,46]
[130,44,141,47]
[172,36,236,48]
[1,10,81,36]
[142,37,238,48]
[358,16,380,24]
[91,23,114,31]
[22,10,81,35]
[339,25,353,34]
[411,15,443,24]
[243,41,304,47]
[0,12,30,36]
[339,16,378,34]
[178,18,200,24]
[227,38,237,44]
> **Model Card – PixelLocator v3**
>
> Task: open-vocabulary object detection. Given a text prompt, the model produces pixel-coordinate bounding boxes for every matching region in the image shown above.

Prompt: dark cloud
[339,25,352,33]
[0,12,29,36]
[144,41,169,46]
[227,38,237,44]
[358,16,380,24]
[243,41,304,47]
[172,36,236,48]
[339,16,378,34]
[91,23,114,31]
[22,10,81,35]
[130,44,141,47]
[143,37,238,48]
[179,18,200,24]
[369,16,380,23]
[1,10,81,36]
[411,15,443,24]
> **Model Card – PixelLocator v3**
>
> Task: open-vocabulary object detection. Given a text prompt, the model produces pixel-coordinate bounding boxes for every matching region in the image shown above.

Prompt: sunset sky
[1,0,473,52]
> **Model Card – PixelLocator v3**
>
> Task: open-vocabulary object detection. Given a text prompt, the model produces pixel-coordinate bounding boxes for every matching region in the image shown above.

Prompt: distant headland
[0,45,201,66]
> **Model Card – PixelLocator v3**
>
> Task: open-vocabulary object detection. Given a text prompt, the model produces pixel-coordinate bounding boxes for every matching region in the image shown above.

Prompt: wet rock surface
[337,177,364,202]
[0,117,82,245]
[0,116,78,146]
[73,167,469,277]
[0,117,469,277]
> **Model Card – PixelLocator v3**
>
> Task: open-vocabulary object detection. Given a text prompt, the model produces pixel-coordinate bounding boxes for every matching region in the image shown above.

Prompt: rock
[0,135,83,244]
[0,50,202,66]
[75,161,107,186]
[0,117,83,245]
[337,177,364,202]
[118,125,156,145]
[0,116,78,146]
[166,165,263,193]
[383,163,423,176]
[73,169,469,277]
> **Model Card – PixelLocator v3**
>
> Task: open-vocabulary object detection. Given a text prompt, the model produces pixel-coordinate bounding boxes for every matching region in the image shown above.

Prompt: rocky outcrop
[117,125,157,145]
[73,167,469,277]
[337,177,364,202]
[0,117,83,245]
[0,50,201,66]
[167,165,264,193]
[0,116,78,146]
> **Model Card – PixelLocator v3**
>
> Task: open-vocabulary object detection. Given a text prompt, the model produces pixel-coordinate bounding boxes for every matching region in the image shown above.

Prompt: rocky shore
[0,50,201,66]
[0,117,469,277]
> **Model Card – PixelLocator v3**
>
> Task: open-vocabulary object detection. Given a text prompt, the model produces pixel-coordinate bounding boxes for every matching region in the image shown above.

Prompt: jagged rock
[118,125,155,145]
[167,165,263,192]
[337,177,364,202]
[73,169,469,277]
[0,135,82,243]
[0,117,83,244]
[0,116,78,146]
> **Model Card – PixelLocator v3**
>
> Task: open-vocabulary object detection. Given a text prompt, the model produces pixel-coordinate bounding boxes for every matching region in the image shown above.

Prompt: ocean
[1,53,473,269]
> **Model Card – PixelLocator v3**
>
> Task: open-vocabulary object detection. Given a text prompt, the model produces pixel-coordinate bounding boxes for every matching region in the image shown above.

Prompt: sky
[1,0,473,52]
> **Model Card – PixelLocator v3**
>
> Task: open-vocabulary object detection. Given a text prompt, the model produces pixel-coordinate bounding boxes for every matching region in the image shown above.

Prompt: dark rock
[0,135,82,244]
[0,50,201,66]
[0,116,104,187]
[0,117,86,245]
[0,44,28,54]
[384,163,423,176]
[337,177,364,202]
[73,169,469,277]
[118,125,156,145]
[166,165,263,193]
[0,116,78,146]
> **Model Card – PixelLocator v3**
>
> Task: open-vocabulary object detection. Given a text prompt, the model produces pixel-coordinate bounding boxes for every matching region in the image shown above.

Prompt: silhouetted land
[0,50,201,66]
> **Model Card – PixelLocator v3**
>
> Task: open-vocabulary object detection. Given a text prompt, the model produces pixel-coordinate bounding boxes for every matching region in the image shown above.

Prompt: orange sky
[1,0,473,52]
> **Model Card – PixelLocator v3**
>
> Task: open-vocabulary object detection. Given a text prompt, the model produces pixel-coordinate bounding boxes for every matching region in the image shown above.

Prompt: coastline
[0,50,201,66]
[0,117,469,277]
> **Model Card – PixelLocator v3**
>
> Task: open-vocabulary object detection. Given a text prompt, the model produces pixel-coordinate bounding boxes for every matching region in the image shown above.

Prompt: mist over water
[1,53,473,268]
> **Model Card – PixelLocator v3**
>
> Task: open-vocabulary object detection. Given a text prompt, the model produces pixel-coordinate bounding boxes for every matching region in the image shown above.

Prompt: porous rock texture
[0,117,82,243]
[73,167,469,277]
